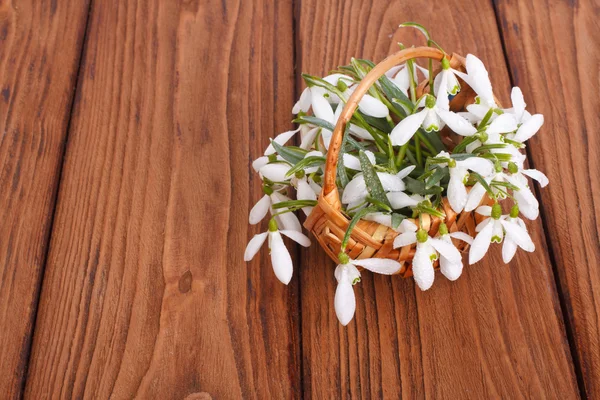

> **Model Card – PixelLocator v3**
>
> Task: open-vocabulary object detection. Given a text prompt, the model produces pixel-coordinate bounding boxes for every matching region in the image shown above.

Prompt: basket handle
[322,46,445,195]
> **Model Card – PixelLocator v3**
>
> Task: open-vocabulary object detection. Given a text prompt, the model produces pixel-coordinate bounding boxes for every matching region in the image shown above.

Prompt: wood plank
[0,1,90,397]
[25,1,300,398]
[494,0,599,396]
[296,1,580,397]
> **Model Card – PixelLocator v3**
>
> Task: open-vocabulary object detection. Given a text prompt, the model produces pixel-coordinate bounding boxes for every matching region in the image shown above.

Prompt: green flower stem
[407,59,417,103]
[415,131,438,154]
[415,135,423,166]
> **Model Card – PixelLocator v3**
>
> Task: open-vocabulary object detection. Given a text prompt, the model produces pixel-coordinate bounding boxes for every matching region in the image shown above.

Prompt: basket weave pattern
[303,47,494,277]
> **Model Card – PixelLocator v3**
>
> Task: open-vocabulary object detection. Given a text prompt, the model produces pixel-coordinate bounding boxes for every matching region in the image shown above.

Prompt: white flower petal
[449,231,474,245]
[249,194,271,224]
[459,157,494,176]
[260,163,291,182]
[252,156,270,172]
[440,256,463,281]
[341,174,367,204]
[334,269,356,326]
[448,169,468,213]
[487,113,518,134]
[269,231,294,284]
[392,66,411,92]
[394,231,417,248]
[264,127,301,155]
[349,124,374,140]
[297,178,317,201]
[292,87,311,114]
[464,54,495,106]
[397,165,416,180]
[390,109,428,146]
[437,109,477,136]
[343,153,361,170]
[244,232,268,261]
[500,219,535,252]
[378,173,406,192]
[270,192,303,232]
[423,108,442,132]
[464,181,489,212]
[521,169,549,187]
[513,114,544,143]
[363,212,393,228]
[352,258,402,275]
[510,87,526,122]
[430,238,462,263]
[502,237,518,263]
[469,220,494,264]
[387,191,419,209]
[415,64,430,78]
[399,219,418,233]
[300,127,320,150]
[475,205,492,217]
[311,91,335,123]
[280,229,312,247]
[412,244,435,291]
[359,94,389,118]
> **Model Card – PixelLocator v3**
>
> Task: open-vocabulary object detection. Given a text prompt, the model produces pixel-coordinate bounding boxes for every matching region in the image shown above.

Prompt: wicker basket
[303,46,494,277]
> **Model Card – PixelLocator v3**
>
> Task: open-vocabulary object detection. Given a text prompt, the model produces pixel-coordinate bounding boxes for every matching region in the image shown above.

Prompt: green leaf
[473,143,508,153]
[405,177,443,195]
[450,153,476,161]
[399,22,431,41]
[359,112,392,133]
[453,136,479,153]
[293,115,335,131]
[285,156,326,178]
[425,166,448,189]
[366,196,392,212]
[359,150,392,208]
[417,128,445,153]
[391,213,405,229]
[379,75,412,115]
[270,140,307,164]
[337,125,351,188]
[341,206,379,252]
[470,171,495,197]
[272,199,318,210]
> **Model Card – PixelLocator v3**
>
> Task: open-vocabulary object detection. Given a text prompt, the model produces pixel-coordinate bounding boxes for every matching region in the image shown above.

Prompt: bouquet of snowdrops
[244,23,548,326]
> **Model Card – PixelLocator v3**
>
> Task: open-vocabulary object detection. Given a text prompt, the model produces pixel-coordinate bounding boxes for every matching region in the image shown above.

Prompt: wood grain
[295,0,580,398]
[0,0,90,397]
[25,0,300,398]
[495,0,600,396]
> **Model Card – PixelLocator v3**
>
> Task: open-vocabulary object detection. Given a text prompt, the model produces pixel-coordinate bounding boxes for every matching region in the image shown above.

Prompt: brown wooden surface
[0,0,90,397]
[0,0,597,398]
[495,0,600,397]
[24,1,300,399]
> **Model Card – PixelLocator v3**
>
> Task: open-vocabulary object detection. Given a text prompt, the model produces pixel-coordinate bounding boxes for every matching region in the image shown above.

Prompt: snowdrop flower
[452,54,496,108]
[341,171,406,205]
[293,175,320,216]
[469,203,506,264]
[249,188,303,231]
[393,221,462,290]
[264,127,301,155]
[503,163,549,220]
[259,162,292,182]
[343,150,376,171]
[500,205,535,263]
[435,151,494,213]
[244,219,311,284]
[434,58,461,96]
[390,92,476,146]
[436,223,473,281]
[344,85,389,118]
[386,63,429,93]
[334,253,402,325]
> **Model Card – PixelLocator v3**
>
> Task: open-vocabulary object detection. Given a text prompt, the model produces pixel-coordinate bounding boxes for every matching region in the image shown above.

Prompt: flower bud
[338,252,350,265]
[438,222,449,236]
[441,57,450,70]
[268,218,278,232]
[416,228,429,243]
[510,204,520,218]
[425,94,436,108]
[491,203,502,220]
[262,185,274,195]
[336,79,348,92]
[508,162,519,174]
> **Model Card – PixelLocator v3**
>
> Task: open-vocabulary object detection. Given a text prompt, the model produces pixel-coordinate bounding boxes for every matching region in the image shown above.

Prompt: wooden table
[0,0,598,398]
